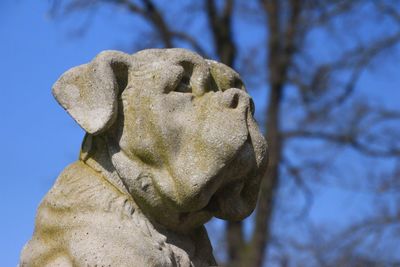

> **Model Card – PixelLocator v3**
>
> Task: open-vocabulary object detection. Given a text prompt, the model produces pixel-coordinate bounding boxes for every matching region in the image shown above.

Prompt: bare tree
[49,0,400,266]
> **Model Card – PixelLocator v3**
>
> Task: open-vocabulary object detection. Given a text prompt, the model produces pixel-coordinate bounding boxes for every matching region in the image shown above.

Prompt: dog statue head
[53,49,268,232]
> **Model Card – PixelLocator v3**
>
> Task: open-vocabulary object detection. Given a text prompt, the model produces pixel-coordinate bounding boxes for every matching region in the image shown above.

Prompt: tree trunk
[246,87,283,267]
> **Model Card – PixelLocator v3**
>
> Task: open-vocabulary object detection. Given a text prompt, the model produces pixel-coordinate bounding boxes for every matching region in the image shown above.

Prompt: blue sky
[0,1,126,265]
[1,1,400,266]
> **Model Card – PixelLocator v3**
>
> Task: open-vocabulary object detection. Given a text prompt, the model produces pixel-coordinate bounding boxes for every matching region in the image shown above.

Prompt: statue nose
[221,88,255,115]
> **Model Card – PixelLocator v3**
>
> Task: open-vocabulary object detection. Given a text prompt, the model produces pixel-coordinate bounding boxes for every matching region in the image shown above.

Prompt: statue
[20,49,268,267]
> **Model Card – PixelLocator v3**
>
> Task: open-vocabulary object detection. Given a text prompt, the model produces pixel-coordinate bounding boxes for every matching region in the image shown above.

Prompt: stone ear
[52,50,131,134]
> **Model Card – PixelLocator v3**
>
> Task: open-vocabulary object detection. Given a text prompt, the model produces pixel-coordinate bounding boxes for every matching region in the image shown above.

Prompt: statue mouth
[202,110,268,220]
[204,178,244,212]
[202,134,259,220]
[203,174,253,221]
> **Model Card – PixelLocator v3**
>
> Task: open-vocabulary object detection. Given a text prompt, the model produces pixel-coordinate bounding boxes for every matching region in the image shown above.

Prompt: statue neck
[78,134,216,266]
[79,134,131,196]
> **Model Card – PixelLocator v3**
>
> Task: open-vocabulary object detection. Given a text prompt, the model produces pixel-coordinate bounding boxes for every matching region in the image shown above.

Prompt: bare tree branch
[374,1,400,25]
[283,130,400,157]
[109,0,173,47]
[282,157,314,219]
[205,0,236,66]
[169,31,208,57]
[291,32,400,109]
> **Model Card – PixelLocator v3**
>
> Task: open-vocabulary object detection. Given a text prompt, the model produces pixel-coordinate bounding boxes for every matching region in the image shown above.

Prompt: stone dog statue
[20,48,268,267]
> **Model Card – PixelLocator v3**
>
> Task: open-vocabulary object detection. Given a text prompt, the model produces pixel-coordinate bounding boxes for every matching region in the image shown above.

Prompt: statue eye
[175,75,192,93]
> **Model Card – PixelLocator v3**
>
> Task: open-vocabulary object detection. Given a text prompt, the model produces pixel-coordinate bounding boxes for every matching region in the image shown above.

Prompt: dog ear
[52,50,131,134]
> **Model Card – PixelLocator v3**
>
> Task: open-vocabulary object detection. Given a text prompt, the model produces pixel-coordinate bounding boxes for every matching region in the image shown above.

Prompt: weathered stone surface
[20,48,268,267]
